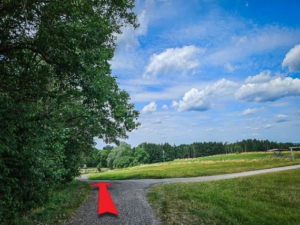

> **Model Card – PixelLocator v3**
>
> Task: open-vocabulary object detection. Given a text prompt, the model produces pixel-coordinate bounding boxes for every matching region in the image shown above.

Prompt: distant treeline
[138,139,295,164]
[84,139,295,168]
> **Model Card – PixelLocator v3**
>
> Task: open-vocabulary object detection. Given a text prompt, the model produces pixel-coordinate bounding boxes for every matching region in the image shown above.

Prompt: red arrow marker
[91,182,118,215]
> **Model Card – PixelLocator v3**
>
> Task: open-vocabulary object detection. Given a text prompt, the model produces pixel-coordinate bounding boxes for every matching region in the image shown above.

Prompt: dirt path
[67,164,300,225]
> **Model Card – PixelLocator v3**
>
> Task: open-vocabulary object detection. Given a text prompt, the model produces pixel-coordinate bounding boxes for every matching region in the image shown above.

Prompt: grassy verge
[89,152,300,180]
[19,180,91,225]
[148,168,300,225]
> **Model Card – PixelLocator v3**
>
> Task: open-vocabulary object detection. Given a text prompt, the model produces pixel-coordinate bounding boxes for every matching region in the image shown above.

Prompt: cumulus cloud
[141,101,157,114]
[242,107,264,115]
[143,45,204,78]
[282,44,300,72]
[245,70,272,84]
[274,114,288,123]
[174,78,239,112]
[208,78,240,95]
[162,104,169,110]
[171,100,179,108]
[264,124,273,128]
[235,77,300,102]
[175,88,211,112]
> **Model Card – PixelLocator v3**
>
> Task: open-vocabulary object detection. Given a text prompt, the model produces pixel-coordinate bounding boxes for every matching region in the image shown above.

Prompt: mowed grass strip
[89,152,300,180]
[19,181,91,225]
[148,168,300,225]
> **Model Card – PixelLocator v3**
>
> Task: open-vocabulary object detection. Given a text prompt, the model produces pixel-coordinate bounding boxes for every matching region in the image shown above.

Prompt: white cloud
[115,2,152,50]
[235,77,300,102]
[206,26,300,66]
[208,78,239,95]
[176,88,211,112]
[171,100,179,108]
[116,27,139,50]
[135,10,149,36]
[264,124,273,128]
[282,44,300,72]
[274,114,288,123]
[224,63,238,72]
[141,101,157,114]
[245,70,272,84]
[242,107,264,115]
[162,104,169,110]
[175,78,239,112]
[143,45,204,78]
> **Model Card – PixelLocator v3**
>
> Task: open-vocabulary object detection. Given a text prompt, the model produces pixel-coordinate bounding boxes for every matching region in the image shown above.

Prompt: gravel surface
[67,164,300,225]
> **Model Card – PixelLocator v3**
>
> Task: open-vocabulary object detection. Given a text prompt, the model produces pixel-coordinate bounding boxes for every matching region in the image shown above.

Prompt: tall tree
[0,0,139,222]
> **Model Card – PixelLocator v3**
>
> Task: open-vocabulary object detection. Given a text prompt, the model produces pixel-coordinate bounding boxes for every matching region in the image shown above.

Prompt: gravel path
[67,164,300,225]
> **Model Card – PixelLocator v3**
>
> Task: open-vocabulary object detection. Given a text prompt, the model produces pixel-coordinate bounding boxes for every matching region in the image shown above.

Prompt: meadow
[148,168,300,225]
[89,152,300,180]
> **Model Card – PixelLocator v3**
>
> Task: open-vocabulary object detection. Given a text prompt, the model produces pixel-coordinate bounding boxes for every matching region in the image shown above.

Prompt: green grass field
[18,181,91,225]
[89,152,300,180]
[148,168,300,225]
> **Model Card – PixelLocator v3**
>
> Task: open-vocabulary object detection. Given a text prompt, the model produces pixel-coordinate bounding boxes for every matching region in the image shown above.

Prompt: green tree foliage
[98,139,295,171]
[98,149,110,168]
[104,143,148,169]
[139,140,294,164]
[106,146,125,169]
[116,156,136,168]
[106,142,134,169]
[134,147,150,164]
[83,147,100,168]
[139,142,163,163]
[0,0,139,223]
[96,162,102,172]
[103,145,114,151]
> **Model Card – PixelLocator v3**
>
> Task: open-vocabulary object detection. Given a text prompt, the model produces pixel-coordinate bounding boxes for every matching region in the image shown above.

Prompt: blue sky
[96,0,300,149]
